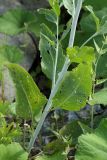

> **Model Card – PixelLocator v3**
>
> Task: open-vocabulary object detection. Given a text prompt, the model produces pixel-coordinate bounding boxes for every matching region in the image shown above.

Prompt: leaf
[84,0,107,10]
[38,8,57,24]
[35,152,66,160]
[0,101,10,115]
[96,53,107,78]
[90,88,107,105]
[75,118,107,160]
[78,122,92,134]
[39,24,65,80]
[85,6,100,32]
[59,120,83,145]
[53,63,92,110]
[63,0,75,17]
[7,63,47,120]
[0,9,37,35]
[43,139,67,155]
[0,45,23,63]
[80,8,107,35]
[49,0,60,16]
[67,46,95,64]
[0,143,28,160]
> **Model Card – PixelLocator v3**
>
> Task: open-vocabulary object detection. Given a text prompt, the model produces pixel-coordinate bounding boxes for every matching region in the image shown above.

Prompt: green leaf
[7,63,47,120]
[0,45,23,63]
[75,118,107,160]
[39,24,65,80]
[43,139,67,155]
[0,9,37,35]
[84,0,107,10]
[59,120,83,145]
[0,101,10,115]
[0,143,28,160]
[96,53,107,78]
[38,8,57,24]
[53,63,92,110]
[90,88,107,105]
[67,46,95,64]
[63,0,75,17]
[80,8,107,35]
[78,122,92,134]
[49,0,60,16]
[35,152,66,160]
[85,6,100,32]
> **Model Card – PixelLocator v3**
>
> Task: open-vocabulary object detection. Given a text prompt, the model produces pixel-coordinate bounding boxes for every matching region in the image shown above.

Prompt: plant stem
[81,32,98,48]
[52,17,59,88]
[90,42,104,129]
[28,0,83,154]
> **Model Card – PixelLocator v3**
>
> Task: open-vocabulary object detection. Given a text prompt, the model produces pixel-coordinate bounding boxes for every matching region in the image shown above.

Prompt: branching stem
[28,0,83,154]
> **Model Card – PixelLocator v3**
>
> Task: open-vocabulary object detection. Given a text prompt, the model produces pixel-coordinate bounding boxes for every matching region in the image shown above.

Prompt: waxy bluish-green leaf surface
[39,24,65,80]
[0,143,28,160]
[0,9,37,35]
[53,64,92,110]
[7,63,47,120]
[67,46,95,64]
[75,118,107,160]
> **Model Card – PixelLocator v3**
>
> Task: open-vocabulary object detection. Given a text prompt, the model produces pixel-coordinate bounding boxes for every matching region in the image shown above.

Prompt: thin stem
[91,106,94,129]
[69,0,83,47]
[81,32,98,48]
[23,120,26,149]
[28,0,83,154]
[90,42,104,129]
[52,17,59,88]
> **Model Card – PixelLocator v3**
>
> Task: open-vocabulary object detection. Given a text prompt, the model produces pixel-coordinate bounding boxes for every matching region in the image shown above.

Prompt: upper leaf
[7,63,47,120]
[67,46,95,64]
[39,24,65,81]
[38,8,57,24]
[63,0,75,17]
[49,0,60,16]
[75,118,107,160]
[53,63,92,111]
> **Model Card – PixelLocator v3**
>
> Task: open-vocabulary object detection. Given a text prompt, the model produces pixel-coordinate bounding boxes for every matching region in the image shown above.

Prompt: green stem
[52,17,59,88]
[90,42,104,129]
[27,0,83,154]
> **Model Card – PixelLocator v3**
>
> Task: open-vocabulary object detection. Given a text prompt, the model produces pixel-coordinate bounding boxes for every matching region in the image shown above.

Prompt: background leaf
[0,9,37,35]
[7,63,47,120]
[0,143,28,160]
[75,118,107,160]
